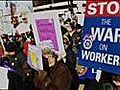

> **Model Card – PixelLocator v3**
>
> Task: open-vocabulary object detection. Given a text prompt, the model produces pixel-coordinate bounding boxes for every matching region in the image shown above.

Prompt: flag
[27,44,43,71]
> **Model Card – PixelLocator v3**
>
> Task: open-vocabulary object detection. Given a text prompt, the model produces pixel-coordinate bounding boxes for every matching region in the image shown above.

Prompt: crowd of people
[0,12,120,90]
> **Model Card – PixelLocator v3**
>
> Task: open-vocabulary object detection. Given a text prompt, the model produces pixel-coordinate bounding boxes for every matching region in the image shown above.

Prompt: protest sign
[27,44,43,71]
[78,0,120,74]
[31,11,65,54]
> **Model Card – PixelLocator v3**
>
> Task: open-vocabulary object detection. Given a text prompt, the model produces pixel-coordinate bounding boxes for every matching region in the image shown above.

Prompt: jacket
[34,62,72,90]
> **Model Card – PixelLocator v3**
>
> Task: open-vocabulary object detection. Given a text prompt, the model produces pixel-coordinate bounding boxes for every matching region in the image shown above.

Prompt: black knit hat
[76,24,83,29]
[5,42,16,52]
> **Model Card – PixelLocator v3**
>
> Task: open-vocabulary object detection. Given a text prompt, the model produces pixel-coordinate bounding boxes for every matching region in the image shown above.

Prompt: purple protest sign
[35,19,59,51]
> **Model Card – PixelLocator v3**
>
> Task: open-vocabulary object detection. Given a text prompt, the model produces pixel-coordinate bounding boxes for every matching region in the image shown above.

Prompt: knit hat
[5,42,16,52]
[75,24,83,29]
[42,47,54,55]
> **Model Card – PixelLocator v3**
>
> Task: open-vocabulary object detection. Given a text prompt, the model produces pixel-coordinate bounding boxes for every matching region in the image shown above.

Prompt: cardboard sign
[35,19,59,51]
[31,11,65,54]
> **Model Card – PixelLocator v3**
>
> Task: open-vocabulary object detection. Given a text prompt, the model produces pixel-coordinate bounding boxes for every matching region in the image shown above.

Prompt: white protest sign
[30,11,65,55]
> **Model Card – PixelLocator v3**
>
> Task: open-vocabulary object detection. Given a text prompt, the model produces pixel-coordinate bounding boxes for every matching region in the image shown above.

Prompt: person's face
[7,51,15,56]
[11,5,16,15]
[65,24,72,32]
[17,36,22,42]
[22,18,28,23]
[43,54,56,67]
[76,29,81,33]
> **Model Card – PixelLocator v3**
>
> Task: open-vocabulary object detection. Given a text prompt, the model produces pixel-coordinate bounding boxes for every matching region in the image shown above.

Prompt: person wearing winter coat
[34,47,72,90]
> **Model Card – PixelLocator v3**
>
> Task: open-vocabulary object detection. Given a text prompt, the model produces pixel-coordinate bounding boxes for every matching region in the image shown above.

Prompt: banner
[78,0,120,74]
[27,44,43,71]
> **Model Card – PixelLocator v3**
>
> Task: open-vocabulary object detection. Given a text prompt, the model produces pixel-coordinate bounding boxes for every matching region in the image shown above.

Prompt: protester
[34,47,72,90]
[61,17,80,90]
[72,24,82,52]
[99,71,118,90]
[3,42,26,90]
